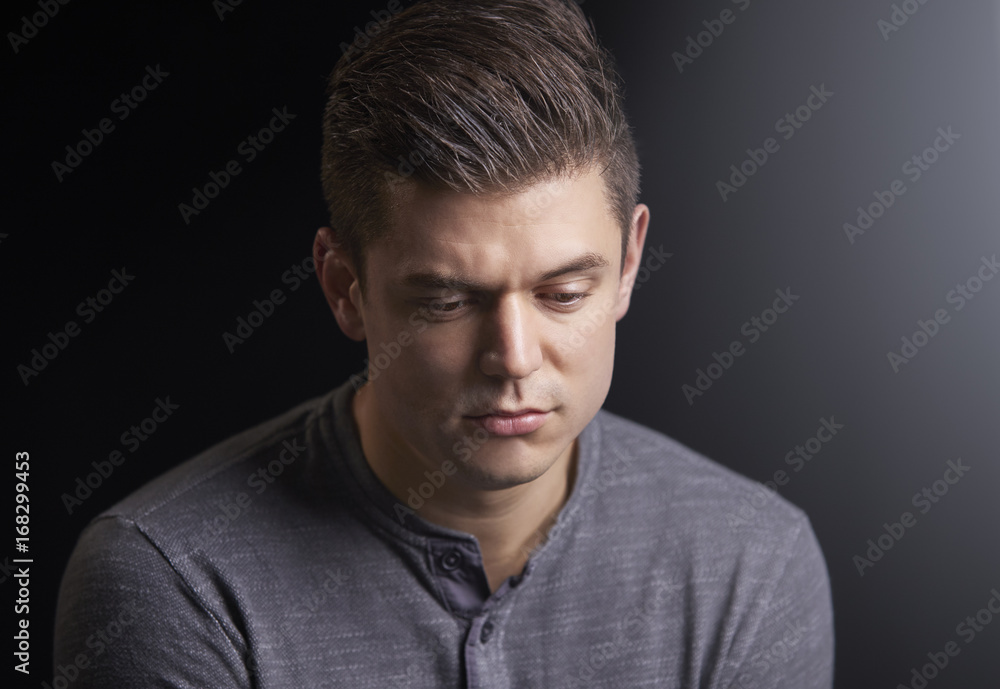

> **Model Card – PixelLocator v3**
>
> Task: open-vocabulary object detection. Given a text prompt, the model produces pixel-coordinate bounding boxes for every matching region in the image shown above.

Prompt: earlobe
[614,204,650,322]
[313,227,366,342]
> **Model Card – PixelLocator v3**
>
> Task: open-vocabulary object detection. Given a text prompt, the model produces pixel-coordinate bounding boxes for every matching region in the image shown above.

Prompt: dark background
[5,0,999,686]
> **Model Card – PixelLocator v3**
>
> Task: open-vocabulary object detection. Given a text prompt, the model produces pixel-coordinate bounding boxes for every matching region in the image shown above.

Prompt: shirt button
[480,620,495,644]
[441,549,463,571]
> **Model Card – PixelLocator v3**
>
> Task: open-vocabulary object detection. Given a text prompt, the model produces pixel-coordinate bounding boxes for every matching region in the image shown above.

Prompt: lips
[471,408,546,417]
[465,409,551,436]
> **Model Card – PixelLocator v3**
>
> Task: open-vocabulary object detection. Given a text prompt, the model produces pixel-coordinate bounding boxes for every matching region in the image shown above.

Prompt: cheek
[371,320,468,395]
[553,295,618,363]
[407,327,470,373]
[363,309,434,375]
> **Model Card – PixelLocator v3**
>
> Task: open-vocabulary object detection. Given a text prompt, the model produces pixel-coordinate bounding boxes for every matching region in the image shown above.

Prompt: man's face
[347,168,647,491]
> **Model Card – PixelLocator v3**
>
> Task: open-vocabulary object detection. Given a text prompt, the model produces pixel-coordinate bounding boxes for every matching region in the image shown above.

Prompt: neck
[351,382,578,592]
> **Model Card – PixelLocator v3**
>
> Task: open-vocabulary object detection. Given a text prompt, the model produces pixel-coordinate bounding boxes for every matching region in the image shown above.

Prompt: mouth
[465,409,551,436]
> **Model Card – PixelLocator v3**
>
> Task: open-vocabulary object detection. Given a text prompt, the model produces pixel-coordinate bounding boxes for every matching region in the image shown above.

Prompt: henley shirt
[53,373,835,688]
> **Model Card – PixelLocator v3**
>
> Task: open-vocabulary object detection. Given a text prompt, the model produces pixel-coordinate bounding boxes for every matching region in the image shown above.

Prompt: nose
[479,294,543,380]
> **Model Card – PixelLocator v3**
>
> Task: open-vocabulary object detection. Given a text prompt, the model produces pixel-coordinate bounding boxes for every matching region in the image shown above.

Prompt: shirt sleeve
[53,515,252,688]
[723,516,835,689]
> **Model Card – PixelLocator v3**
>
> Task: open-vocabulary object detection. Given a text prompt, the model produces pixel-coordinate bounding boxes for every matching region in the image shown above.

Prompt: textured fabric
[53,373,834,688]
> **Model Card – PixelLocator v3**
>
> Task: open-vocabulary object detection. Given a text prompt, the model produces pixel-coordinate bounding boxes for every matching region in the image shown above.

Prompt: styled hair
[320,0,640,295]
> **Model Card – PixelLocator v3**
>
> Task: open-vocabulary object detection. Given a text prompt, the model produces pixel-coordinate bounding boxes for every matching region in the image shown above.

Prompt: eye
[417,291,592,320]
[419,297,472,320]
[429,300,465,312]
[546,292,592,307]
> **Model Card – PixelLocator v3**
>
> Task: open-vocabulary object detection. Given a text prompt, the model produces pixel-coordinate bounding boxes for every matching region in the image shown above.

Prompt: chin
[457,466,548,492]
[452,442,560,490]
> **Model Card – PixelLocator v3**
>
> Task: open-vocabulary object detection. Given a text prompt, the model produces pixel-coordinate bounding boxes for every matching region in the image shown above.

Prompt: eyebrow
[400,251,610,292]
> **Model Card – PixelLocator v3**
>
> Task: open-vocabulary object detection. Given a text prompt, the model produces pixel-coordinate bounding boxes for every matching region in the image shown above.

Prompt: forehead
[372,169,619,283]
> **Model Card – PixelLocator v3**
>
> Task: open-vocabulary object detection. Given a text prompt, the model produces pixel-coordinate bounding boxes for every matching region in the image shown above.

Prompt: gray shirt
[53,374,834,688]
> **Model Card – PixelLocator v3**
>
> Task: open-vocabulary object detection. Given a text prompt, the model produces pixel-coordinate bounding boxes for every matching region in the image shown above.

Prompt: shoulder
[54,391,345,684]
[588,408,814,549]
[583,409,832,646]
[98,392,329,522]
[53,516,252,686]
[70,390,338,572]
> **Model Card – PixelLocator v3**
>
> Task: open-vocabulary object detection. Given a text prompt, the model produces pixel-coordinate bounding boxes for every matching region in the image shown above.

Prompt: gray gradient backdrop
[5,0,999,687]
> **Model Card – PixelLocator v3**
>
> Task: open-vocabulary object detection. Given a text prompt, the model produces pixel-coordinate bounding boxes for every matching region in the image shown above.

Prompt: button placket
[428,540,492,616]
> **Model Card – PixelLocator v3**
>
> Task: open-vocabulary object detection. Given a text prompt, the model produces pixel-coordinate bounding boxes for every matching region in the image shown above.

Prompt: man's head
[315,0,649,494]
[319,0,641,296]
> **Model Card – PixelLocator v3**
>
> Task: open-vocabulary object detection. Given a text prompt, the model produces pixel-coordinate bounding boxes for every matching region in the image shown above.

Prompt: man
[54,1,834,687]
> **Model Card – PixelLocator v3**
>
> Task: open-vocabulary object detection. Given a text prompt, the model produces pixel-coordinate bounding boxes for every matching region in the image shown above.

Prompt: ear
[313,227,366,342]
[614,203,650,322]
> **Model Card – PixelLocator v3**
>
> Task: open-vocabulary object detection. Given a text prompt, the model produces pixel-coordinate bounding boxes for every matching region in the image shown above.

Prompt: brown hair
[320,0,640,295]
